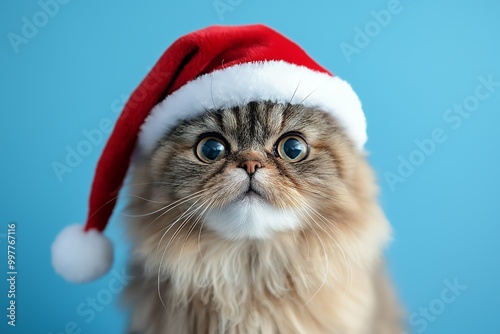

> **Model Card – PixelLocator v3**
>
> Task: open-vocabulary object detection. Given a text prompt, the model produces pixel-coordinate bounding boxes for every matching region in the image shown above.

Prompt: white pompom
[51,224,113,283]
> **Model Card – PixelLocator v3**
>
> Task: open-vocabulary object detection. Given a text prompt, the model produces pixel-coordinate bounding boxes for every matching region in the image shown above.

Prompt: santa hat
[51,24,366,283]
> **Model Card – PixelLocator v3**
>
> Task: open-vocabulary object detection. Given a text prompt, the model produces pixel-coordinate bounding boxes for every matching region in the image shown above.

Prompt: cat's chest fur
[126,231,375,334]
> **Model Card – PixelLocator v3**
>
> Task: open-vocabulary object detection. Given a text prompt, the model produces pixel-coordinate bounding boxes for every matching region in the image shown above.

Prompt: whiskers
[146,189,221,312]
[281,191,354,306]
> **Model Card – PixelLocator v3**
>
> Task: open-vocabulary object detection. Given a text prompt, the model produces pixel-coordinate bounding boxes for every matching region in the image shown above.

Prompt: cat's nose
[239,160,262,175]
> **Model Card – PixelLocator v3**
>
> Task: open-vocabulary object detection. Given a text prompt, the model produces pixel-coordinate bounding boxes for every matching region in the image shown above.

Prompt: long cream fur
[123,102,403,333]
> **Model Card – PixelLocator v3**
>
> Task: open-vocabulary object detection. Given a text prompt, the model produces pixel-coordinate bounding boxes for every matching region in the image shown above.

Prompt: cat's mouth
[245,187,261,196]
[235,183,266,203]
[225,173,270,205]
[242,186,264,200]
[205,181,300,239]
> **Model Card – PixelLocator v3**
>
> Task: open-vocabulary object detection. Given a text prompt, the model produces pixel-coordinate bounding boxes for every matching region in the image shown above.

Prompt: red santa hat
[51,24,366,283]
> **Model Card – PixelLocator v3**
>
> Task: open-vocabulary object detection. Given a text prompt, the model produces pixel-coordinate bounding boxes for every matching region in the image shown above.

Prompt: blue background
[1,1,499,333]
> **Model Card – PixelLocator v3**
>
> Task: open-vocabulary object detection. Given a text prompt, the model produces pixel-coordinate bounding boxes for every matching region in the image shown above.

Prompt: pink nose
[239,160,262,175]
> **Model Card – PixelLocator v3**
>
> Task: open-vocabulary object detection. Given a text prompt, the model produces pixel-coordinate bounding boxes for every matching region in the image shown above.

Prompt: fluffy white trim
[51,224,113,283]
[138,61,366,152]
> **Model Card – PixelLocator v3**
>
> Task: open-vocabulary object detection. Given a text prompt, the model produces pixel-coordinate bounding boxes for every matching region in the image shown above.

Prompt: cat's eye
[196,136,227,163]
[276,134,309,162]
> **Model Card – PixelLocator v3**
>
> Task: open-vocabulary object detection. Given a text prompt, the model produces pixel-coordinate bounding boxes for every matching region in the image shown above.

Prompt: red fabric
[84,24,332,232]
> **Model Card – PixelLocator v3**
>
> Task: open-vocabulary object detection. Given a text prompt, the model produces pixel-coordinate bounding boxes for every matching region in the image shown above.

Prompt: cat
[122,100,403,333]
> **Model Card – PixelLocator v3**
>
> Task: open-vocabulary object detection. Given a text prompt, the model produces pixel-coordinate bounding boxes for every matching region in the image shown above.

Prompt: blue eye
[277,134,309,162]
[196,136,227,163]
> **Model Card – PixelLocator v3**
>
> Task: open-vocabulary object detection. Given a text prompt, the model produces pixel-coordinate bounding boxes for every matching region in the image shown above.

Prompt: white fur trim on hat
[138,60,366,152]
[51,224,113,283]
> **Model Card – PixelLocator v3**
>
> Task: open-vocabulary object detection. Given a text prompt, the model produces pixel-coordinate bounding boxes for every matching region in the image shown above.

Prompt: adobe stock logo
[409,278,467,333]
[212,0,244,21]
[49,268,134,334]
[7,0,72,54]
[384,74,499,192]
[51,64,169,182]
[51,94,127,182]
[339,0,404,63]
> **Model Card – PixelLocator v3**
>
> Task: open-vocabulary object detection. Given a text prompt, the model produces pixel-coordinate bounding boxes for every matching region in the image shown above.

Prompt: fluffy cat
[123,101,402,333]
